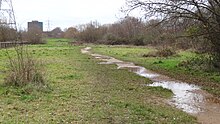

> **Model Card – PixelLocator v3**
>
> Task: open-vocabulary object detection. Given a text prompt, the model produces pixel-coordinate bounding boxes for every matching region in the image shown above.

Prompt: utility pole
[0,0,17,30]
[47,19,50,32]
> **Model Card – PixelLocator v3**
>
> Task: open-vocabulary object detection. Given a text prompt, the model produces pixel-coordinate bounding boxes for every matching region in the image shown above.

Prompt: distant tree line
[72,17,204,49]
[0,25,44,44]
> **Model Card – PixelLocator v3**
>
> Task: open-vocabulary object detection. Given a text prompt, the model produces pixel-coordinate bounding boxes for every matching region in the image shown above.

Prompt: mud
[81,47,220,124]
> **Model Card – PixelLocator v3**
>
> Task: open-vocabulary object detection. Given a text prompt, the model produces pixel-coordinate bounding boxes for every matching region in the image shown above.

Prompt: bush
[143,48,176,58]
[178,55,217,72]
[143,51,157,57]
[130,36,145,46]
[156,48,176,57]
[21,29,45,44]
[109,38,129,45]
[5,46,47,88]
[0,26,17,42]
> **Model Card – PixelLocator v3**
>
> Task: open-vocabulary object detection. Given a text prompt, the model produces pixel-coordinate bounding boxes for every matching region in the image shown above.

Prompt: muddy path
[81,47,220,124]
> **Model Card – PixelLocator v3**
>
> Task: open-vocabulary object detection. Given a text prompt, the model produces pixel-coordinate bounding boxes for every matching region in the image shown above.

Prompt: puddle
[82,47,220,123]
[81,47,91,54]
[149,81,203,114]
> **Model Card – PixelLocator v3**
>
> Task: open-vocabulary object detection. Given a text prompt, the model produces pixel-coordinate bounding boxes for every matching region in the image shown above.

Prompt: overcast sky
[13,0,126,31]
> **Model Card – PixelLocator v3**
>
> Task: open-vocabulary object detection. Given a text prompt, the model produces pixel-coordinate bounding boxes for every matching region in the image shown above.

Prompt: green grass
[0,40,197,123]
[45,38,74,46]
[92,45,220,97]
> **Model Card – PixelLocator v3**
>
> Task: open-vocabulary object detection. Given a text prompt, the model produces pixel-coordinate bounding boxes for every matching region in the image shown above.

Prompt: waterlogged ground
[0,40,197,123]
[93,45,220,97]
[91,45,220,124]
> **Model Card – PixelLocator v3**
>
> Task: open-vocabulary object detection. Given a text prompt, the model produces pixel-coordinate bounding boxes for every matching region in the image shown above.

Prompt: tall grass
[5,45,46,88]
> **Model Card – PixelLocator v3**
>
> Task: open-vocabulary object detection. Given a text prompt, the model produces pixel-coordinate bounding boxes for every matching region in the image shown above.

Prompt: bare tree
[0,25,17,42]
[50,27,64,38]
[27,27,43,44]
[64,27,78,39]
[76,17,146,45]
[105,17,145,45]
[124,0,220,67]
[76,21,107,43]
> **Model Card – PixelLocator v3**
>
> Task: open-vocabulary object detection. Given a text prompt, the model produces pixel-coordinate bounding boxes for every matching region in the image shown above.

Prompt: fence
[0,41,29,49]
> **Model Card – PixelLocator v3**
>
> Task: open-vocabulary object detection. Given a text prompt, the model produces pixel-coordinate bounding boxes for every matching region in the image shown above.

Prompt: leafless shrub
[0,25,17,42]
[157,48,176,57]
[5,46,46,88]
[21,27,45,44]
[64,27,78,39]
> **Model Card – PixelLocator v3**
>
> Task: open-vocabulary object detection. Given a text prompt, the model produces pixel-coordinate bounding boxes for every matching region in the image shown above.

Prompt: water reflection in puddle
[149,81,203,113]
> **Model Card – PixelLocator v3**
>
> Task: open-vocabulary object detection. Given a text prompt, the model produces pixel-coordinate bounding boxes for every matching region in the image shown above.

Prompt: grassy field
[0,39,196,123]
[92,45,220,97]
